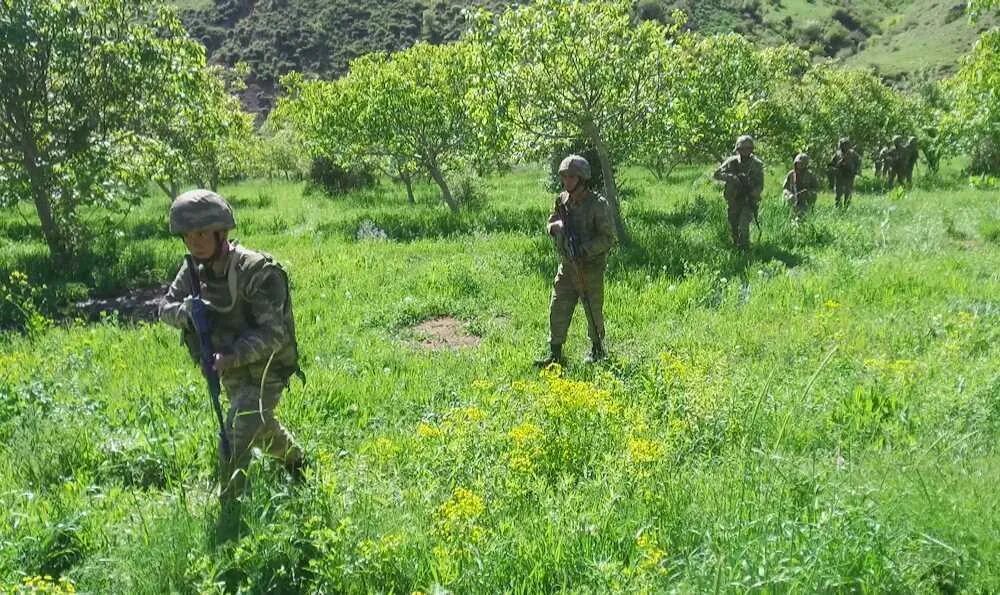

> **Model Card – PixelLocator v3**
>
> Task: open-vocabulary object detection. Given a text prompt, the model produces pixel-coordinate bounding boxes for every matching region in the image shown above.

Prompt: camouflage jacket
[547,190,617,265]
[782,168,820,203]
[828,149,861,178]
[714,155,765,203]
[160,242,300,383]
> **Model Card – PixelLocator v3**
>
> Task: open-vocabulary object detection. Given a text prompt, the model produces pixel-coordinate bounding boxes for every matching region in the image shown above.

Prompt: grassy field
[1,164,999,592]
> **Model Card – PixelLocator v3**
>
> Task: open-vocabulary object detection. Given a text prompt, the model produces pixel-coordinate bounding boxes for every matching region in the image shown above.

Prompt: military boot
[533,343,564,368]
[584,340,606,364]
[285,457,308,485]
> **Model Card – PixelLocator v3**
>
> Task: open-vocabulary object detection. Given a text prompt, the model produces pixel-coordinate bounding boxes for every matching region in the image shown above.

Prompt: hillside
[176,0,995,112]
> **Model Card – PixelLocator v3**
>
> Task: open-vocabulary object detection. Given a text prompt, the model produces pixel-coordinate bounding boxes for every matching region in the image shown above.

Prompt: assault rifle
[185,255,230,458]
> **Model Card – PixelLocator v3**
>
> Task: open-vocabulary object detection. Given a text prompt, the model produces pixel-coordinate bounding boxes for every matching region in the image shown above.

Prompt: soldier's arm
[230,266,292,368]
[159,261,193,330]
[712,160,734,182]
[582,199,617,257]
[546,195,562,235]
[781,172,795,198]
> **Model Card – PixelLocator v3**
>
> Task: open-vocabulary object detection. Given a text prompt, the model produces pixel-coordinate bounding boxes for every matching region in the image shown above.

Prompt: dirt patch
[406,316,481,350]
[75,285,167,323]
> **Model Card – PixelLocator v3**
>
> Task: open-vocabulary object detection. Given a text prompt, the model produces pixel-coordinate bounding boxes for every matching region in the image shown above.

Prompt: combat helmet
[169,189,236,235]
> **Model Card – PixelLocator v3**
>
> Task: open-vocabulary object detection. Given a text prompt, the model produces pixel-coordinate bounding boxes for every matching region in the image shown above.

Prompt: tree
[637,31,809,178]
[778,65,916,163]
[0,0,205,259]
[145,64,257,198]
[469,0,676,241]
[277,43,479,211]
[942,29,1000,174]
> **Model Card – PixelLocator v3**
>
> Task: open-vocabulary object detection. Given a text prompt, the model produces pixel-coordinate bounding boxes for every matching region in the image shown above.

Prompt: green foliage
[278,42,480,211]
[469,0,678,240]
[145,65,258,198]
[0,0,206,260]
[942,29,1000,174]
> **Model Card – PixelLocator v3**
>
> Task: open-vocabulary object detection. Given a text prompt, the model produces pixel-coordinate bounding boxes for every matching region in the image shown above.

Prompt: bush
[305,157,377,197]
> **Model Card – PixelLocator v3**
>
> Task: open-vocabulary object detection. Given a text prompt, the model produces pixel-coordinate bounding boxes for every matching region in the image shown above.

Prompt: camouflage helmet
[169,189,236,235]
[734,135,755,152]
[838,137,851,148]
[794,153,810,166]
[558,154,592,180]
[892,135,904,147]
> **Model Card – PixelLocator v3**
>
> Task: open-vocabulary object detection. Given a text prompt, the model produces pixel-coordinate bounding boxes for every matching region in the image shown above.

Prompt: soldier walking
[714,135,764,251]
[535,155,616,367]
[159,189,306,539]
[828,137,861,207]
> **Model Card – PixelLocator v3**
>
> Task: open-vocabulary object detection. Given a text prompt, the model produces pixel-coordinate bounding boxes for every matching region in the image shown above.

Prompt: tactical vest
[182,244,301,383]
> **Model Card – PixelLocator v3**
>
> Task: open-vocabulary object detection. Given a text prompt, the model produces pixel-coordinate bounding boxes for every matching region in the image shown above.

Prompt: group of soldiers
[714,133,919,251]
[158,137,916,539]
[875,135,919,188]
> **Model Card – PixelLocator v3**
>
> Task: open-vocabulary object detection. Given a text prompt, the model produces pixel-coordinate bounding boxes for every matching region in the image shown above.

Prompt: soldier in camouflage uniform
[714,135,764,251]
[782,153,820,221]
[827,137,861,208]
[159,190,305,532]
[535,155,617,367]
[885,135,906,189]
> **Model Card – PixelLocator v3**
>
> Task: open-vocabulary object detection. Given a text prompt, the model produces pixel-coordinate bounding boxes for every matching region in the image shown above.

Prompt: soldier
[827,137,862,208]
[713,135,764,251]
[535,155,616,367]
[159,189,305,537]
[782,153,820,221]
[885,135,906,189]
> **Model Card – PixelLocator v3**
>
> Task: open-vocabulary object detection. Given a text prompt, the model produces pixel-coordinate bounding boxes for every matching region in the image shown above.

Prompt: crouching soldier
[159,189,305,538]
[783,153,820,221]
[535,155,617,367]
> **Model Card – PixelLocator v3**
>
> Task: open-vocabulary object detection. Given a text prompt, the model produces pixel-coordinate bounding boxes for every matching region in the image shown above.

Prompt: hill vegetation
[177,0,995,112]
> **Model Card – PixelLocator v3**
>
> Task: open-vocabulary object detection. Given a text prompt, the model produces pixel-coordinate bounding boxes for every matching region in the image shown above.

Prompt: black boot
[534,343,564,368]
[585,340,606,364]
[285,457,308,484]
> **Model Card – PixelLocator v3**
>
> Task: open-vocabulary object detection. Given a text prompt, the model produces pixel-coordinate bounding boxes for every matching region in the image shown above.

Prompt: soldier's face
[183,229,217,260]
[738,148,753,160]
[560,173,580,193]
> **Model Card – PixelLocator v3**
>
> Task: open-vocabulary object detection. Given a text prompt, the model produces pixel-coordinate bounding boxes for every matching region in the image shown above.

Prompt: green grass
[1,164,999,592]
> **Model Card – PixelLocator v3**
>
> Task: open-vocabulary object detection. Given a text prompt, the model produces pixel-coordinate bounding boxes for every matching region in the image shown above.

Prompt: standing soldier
[783,153,820,221]
[885,135,906,188]
[535,155,617,367]
[159,189,305,538]
[713,135,764,251]
[827,137,861,207]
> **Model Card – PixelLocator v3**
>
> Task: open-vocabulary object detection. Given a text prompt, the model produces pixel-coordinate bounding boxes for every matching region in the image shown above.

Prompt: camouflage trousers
[548,257,606,346]
[834,175,855,206]
[727,199,756,250]
[219,372,302,503]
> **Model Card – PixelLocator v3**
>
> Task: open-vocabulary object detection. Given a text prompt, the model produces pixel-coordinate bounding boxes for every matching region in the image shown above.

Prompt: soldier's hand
[548,221,564,236]
[213,352,237,373]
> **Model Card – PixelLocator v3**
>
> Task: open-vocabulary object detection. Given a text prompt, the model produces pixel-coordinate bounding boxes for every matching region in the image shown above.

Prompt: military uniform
[902,136,919,186]
[547,190,616,347]
[782,154,820,220]
[828,139,861,207]
[885,136,907,188]
[536,155,616,366]
[714,146,764,251]
[159,190,303,511]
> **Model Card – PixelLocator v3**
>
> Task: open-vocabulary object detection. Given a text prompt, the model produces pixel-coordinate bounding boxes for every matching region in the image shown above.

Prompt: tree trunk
[425,157,458,213]
[583,120,629,243]
[157,179,180,199]
[401,170,415,205]
[21,133,68,258]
